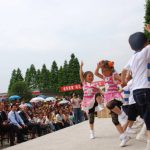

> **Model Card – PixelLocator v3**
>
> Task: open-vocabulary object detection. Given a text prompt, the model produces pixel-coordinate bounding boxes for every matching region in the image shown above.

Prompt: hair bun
[108,61,114,67]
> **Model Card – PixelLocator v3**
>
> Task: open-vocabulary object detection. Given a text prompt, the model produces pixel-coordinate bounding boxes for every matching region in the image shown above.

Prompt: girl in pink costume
[95,60,130,147]
[80,61,103,139]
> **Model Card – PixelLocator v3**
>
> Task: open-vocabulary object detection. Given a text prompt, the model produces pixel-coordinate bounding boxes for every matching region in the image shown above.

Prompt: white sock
[90,130,94,133]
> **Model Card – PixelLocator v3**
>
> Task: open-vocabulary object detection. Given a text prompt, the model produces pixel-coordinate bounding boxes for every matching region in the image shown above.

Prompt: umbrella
[58,99,70,105]
[30,97,45,103]
[9,95,21,101]
[25,103,32,107]
[37,95,47,99]
[44,97,56,102]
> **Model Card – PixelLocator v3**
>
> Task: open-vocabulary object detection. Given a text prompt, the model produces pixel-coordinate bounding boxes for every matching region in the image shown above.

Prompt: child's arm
[114,72,121,82]
[80,61,84,83]
[95,62,104,79]
[121,69,128,87]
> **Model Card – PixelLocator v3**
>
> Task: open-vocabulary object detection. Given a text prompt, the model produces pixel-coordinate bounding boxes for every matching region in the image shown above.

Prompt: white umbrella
[30,97,45,103]
[44,97,56,102]
[58,99,70,105]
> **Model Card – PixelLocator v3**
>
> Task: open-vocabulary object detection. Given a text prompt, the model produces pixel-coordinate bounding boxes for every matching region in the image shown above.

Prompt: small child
[95,60,129,147]
[80,61,103,139]
[121,24,150,150]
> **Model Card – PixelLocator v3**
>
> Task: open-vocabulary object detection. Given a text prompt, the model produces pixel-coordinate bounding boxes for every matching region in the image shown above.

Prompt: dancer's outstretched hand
[80,61,84,67]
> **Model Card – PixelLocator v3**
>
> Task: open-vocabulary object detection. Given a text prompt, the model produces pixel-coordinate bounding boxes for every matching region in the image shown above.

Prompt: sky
[0,0,145,93]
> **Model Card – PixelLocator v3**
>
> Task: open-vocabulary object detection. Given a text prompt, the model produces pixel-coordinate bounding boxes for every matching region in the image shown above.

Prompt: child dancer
[95,60,129,147]
[121,24,150,150]
[80,61,103,139]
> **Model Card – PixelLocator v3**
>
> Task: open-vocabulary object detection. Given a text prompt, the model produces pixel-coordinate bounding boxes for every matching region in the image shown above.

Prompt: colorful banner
[60,81,105,92]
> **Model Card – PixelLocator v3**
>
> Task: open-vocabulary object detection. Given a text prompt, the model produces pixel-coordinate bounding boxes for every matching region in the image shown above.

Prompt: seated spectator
[8,104,27,143]
[63,112,71,127]
[55,109,65,130]
[43,112,55,132]
[19,105,42,138]
[0,102,15,146]
[36,113,51,134]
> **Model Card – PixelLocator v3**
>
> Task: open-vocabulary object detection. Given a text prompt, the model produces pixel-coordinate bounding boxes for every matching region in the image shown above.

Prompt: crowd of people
[0,95,86,147]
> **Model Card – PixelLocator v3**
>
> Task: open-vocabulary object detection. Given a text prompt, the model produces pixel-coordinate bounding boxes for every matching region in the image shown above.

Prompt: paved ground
[4,118,146,150]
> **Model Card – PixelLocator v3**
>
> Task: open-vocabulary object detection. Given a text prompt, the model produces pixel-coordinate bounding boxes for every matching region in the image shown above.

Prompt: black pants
[128,103,141,121]
[133,88,150,130]
[106,99,123,126]
[88,100,98,124]
[0,124,15,144]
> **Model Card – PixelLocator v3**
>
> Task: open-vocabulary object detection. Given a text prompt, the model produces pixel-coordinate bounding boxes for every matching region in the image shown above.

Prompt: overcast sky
[0,0,145,93]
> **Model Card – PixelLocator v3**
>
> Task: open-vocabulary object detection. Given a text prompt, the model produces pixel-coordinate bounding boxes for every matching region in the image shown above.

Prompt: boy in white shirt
[121,24,150,150]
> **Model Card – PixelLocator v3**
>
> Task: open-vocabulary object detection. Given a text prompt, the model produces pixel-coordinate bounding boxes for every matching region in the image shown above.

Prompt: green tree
[8,81,32,100]
[36,69,41,90]
[58,66,64,89]
[40,64,50,91]
[16,68,24,81]
[145,0,150,40]
[62,60,69,85]
[25,64,37,90]
[8,69,17,92]
[8,68,24,93]
[68,53,80,84]
[50,61,58,93]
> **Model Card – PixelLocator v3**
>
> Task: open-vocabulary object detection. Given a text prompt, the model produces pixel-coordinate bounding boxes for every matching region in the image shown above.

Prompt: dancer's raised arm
[95,61,104,79]
[80,61,84,83]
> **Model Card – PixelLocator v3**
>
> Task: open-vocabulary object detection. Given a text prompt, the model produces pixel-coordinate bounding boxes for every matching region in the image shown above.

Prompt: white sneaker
[126,127,137,134]
[120,135,131,147]
[136,134,147,143]
[90,130,95,139]
[119,133,126,141]
[118,111,128,126]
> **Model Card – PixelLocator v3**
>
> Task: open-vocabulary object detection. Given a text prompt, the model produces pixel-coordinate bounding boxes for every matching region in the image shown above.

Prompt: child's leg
[124,104,138,133]
[110,112,124,134]
[109,110,130,147]
[133,89,150,149]
[88,112,95,139]
[107,100,127,125]
[106,100,122,115]
[111,106,122,115]
[89,112,95,130]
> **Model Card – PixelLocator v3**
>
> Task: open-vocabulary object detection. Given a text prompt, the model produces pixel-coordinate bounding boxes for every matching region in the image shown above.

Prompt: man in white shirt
[8,104,27,143]
[121,26,150,150]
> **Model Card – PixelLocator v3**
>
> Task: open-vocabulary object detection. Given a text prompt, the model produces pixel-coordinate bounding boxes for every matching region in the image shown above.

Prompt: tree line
[8,53,82,99]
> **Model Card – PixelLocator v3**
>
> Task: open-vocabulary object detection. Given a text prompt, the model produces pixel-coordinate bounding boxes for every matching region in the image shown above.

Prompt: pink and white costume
[81,81,99,111]
[104,72,122,104]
